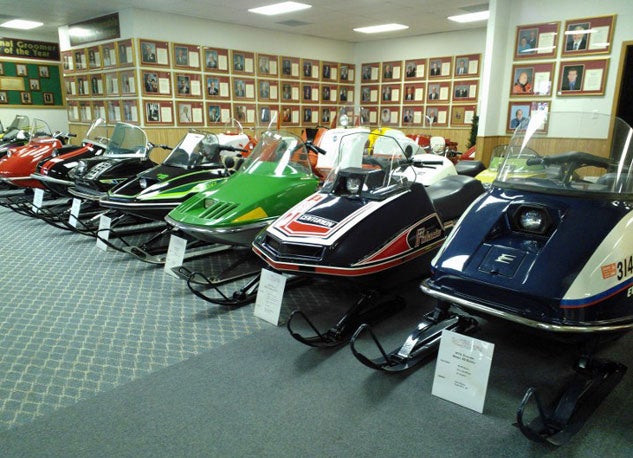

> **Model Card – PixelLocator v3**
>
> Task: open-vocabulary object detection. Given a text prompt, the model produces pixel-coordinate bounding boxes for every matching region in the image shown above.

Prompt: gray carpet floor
[1,195,633,456]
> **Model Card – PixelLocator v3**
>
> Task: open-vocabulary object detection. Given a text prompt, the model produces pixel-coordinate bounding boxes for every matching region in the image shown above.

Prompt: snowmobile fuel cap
[478,245,525,277]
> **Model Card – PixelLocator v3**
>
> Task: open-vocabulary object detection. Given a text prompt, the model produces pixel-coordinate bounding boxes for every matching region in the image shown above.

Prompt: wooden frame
[301,82,319,103]
[43,92,54,105]
[101,43,116,68]
[0,91,7,104]
[321,61,338,82]
[403,83,425,104]
[62,51,74,73]
[451,104,477,126]
[257,79,278,102]
[362,106,379,125]
[232,77,256,100]
[89,74,104,96]
[205,75,231,100]
[141,70,171,97]
[257,104,277,125]
[339,85,353,103]
[106,100,122,123]
[302,105,319,125]
[203,47,229,73]
[74,49,87,71]
[92,101,106,121]
[231,50,254,75]
[514,22,560,59]
[425,105,449,127]
[339,64,354,83]
[380,84,400,104]
[361,62,380,83]
[361,85,379,104]
[454,54,481,78]
[510,62,555,97]
[381,60,402,82]
[206,102,230,124]
[562,15,615,57]
[301,58,320,81]
[507,101,550,133]
[321,84,337,104]
[176,101,204,125]
[121,99,140,124]
[87,46,101,69]
[172,43,201,70]
[557,59,609,96]
[144,100,174,125]
[139,39,168,66]
[379,106,398,126]
[75,76,89,97]
[280,105,300,126]
[104,72,119,96]
[452,79,478,102]
[404,58,426,80]
[280,81,300,102]
[280,56,300,79]
[174,72,202,97]
[119,70,136,95]
[233,103,257,125]
[257,54,278,77]
[428,57,452,79]
[118,39,136,66]
[427,81,451,103]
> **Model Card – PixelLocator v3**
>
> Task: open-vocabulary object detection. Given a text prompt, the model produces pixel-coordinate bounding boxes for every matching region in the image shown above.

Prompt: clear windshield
[322,131,416,199]
[494,112,633,197]
[104,122,149,157]
[241,130,313,177]
[83,118,110,147]
[162,131,220,168]
[4,115,29,134]
[29,118,52,138]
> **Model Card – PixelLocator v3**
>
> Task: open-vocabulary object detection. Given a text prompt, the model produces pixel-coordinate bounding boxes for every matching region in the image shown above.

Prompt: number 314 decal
[617,256,633,281]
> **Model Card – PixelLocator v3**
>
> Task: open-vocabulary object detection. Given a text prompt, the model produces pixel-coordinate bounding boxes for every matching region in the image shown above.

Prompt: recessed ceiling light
[353,23,409,34]
[249,2,312,16]
[0,19,44,30]
[447,11,490,23]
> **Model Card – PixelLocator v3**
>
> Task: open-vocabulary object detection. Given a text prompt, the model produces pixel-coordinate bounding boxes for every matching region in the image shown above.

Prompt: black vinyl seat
[426,175,485,222]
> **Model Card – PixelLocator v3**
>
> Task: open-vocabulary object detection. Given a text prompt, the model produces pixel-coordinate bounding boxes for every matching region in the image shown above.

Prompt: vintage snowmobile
[252,130,484,347]
[30,118,111,198]
[351,111,633,445]
[0,115,31,160]
[98,128,254,261]
[0,119,75,190]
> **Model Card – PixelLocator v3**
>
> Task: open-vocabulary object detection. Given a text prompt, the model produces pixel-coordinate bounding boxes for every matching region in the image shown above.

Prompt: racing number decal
[616,256,633,281]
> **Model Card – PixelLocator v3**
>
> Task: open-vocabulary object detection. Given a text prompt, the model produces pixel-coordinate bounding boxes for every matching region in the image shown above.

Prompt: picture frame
[452,80,478,102]
[361,106,379,125]
[89,74,104,96]
[88,46,101,69]
[510,62,555,97]
[144,100,174,125]
[428,57,452,79]
[67,101,80,122]
[74,49,87,71]
[360,62,380,83]
[454,54,481,78]
[257,54,278,77]
[61,51,74,73]
[322,84,337,104]
[105,72,120,96]
[507,101,550,133]
[174,73,202,97]
[76,76,89,96]
[403,83,425,103]
[20,91,32,105]
[381,60,401,82]
[121,99,140,124]
[203,47,229,73]
[0,62,3,76]
[207,103,229,124]
[231,50,254,75]
[302,105,319,125]
[16,64,28,77]
[172,43,201,70]
[233,104,256,125]
[280,105,300,126]
[380,84,400,104]
[280,82,299,102]
[450,104,477,126]
[401,107,415,125]
[102,43,116,68]
[79,101,92,122]
[321,61,338,81]
[119,70,136,95]
[379,106,398,126]
[141,70,171,96]
[280,56,300,79]
[38,66,50,78]
[92,101,106,121]
[361,85,379,104]
[557,59,609,96]
[257,79,278,102]
[302,82,319,103]
[232,77,256,100]
[339,64,354,83]
[29,78,40,91]
[427,81,451,103]
[118,39,136,66]
[562,15,615,57]
[425,105,449,127]
[177,101,205,125]
[257,105,277,125]
[0,91,7,104]
[107,100,122,123]
[301,58,319,80]
[514,22,560,59]
[139,39,168,66]
[205,75,230,100]
[339,85,354,103]
[404,58,426,80]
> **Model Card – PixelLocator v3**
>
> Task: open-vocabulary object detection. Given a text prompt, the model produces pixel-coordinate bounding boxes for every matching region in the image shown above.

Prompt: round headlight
[339,114,349,127]
[346,177,361,194]
[75,161,87,176]
[517,208,547,233]
[139,178,148,189]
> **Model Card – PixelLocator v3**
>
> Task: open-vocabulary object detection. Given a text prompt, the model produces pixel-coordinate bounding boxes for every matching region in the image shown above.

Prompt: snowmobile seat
[455,160,486,177]
[426,175,484,222]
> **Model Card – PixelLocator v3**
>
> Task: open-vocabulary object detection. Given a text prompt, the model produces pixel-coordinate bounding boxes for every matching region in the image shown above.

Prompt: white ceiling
[0,0,488,43]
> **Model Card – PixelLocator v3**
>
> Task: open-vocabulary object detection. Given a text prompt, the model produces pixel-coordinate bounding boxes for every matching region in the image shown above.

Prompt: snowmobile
[252,130,485,347]
[98,128,254,262]
[351,111,633,445]
[0,119,75,190]
[0,115,31,160]
[31,118,111,198]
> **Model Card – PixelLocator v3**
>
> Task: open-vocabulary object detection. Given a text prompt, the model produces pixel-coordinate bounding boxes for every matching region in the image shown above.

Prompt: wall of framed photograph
[514,22,559,60]
[0,61,63,107]
[561,15,615,57]
[557,59,609,96]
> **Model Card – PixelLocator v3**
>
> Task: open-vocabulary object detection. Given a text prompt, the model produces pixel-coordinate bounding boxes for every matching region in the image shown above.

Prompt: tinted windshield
[494,111,633,198]
[241,130,313,177]
[163,131,220,168]
[83,118,110,146]
[104,122,148,157]
[29,118,52,138]
[4,115,29,134]
[322,131,416,199]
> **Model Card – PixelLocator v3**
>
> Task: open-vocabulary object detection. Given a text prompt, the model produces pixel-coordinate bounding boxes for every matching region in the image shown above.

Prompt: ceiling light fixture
[353,23,409,34]
[447,11,490,23]
[0,19,44,30]
[249,2,312,16]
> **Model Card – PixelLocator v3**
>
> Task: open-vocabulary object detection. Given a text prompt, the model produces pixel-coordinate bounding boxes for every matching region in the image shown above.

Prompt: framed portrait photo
[173,43,201,70]
[562,15,616,57]
[203,47,229,73]
[557,59,609,96]
[139,39,168,66]
[510,62,555,97]
[514,22,560,59]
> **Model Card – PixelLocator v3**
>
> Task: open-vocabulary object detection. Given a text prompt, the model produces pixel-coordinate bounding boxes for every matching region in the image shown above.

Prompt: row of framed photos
[364,80,478,105]
[67,99,477,129]
[62,38,358,84]
[510,58,608,97]
[360,53,481,83]
[513,14,615,60]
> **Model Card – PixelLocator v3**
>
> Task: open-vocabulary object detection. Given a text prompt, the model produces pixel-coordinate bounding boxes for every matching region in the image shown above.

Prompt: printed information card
[432,330,495,413]
[254,268,286,325]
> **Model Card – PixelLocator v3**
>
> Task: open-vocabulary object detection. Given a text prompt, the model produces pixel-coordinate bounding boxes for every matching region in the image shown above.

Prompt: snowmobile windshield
[322,131,417,200]
[162,131,220,168]
[2,115,30,139]
[103,122,148,158]
[494,111,633,199]
[240,130,313,177]
[83,118,110,148]
[29,118,52,138]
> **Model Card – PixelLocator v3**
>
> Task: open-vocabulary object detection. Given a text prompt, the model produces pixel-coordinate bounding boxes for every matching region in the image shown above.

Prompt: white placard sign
[96,215,112,251]
[32,188,45,214]
[164,234,188,277]
[432,330,494,413]
[254,269,286,325]
[69,198,82,228]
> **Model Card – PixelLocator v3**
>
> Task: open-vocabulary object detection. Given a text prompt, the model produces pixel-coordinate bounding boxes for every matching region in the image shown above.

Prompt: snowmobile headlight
[345,176,362,194]
[76,161,87,176]
[514,206,551,235]
[139,178,148,189]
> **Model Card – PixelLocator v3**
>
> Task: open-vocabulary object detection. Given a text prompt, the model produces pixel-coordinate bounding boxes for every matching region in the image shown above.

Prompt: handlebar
[219,144,248,153]
[305,141,327,155]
